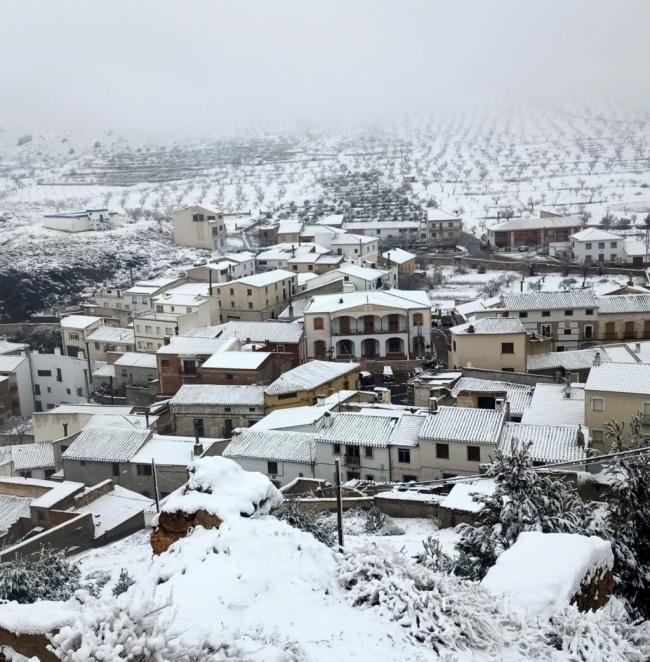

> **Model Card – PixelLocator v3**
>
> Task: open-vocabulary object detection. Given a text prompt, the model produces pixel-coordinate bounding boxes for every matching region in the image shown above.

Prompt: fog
[1,0,649,136]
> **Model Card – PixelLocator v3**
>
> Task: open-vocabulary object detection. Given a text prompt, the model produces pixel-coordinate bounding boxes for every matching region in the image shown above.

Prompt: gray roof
[170,384,265,407]
[489,215,582,232]
[265,360,359,396]
[188,321,303,344]
[318,412,401,447]
[502,290,598,312]
[224,429,317,464]
[419,407,505,444]
[390,414,427,447]
[585,363,650,395]
[527,348,615,372]
[451,378,533,417]
[520,384,585,426]
[597,295,650,314]
[62,428,150,463]
[498,423,586,464]
[9,443,55,471]
[451,317,525,335]
[0,495,32,535]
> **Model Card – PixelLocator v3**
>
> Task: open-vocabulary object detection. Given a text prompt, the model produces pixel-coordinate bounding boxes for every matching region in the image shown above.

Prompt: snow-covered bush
[112,569,135,597]
[455,443,597,580]
[0,550,80,604]
[274,501,337,548]
[363,506,404,536]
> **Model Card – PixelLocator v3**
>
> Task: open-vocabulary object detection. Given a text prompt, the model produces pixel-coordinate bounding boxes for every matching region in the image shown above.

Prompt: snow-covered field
[2,104,650,321]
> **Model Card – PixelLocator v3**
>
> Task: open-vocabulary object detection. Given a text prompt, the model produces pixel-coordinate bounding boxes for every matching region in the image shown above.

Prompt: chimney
[495,398,505,412]
[593,351,601,367]
[577,425,585,448]
[193,442,204,456]
[467,324,475,334]
[322,411,333,428]
[62,422,68,437]
[208,269,213,296]
[504,400,511,421]
[193,418,201,443]
[635,342,641,354]
[563,383,571,399]
[429,396,438,413]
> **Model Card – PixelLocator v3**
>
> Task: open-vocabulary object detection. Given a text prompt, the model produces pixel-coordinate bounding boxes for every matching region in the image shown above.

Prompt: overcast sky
[1,0,648,136]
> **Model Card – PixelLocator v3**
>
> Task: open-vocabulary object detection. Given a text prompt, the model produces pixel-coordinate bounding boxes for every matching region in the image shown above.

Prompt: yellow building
[264,360,360,410]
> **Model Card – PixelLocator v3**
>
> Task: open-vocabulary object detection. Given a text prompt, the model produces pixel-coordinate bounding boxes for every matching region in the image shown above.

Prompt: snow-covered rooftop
[521,383,585,426]
[113,352,158,369]
[451,317,526,335]
[0,355,27,373]
[439,479,496,512]
[304,289,430,314]
[228,269,295,288]
[250,404,333,431]
[489,215,582,232]
[201,350,271,370]
[426,208,459,221]
[419,406,505,444]
[60,315,102,329]
[156,335,238,356]
[498,422,586,464]
[382,247,416,264]
[224,429,317,464]
[86,326,134,344]
[585,362,650,395]
[170,384,265,407]
[130,435,212,467]
[451,377,533,417]
[597,294,650,314]
[62,427,150,463]
[265,360,359,395]
[502,290,598,312]
[570,227,621,242]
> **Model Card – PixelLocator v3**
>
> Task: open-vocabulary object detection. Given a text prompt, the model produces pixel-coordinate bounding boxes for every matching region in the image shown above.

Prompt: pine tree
[455,443,596,580]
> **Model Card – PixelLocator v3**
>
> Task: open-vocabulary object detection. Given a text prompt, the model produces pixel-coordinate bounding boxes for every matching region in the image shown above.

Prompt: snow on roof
[304,289,430,314]
[419,407,505,444]
[164,282,211,296]
[265,360,359,395]
[130,435,211,467]
[382,248,416,264]
[335,264,386,281]
[201,350,271,370]
[44,403,134,416]
[521,384,585,426]
[586,362,650,395]
[75,485,153,537]
[0,494,32,534]
[162,456,282,519]
[229,269,295,288]
[331,233,377,245]
[426,208,459,221]
[62,428,150,463]
[439,479,496,513]
[482,532,613,618]
[451,378,533,417]
[8,442,55,471]
[156,335,238,356]
[298,272,319,287]
[343,221,420,230]
[175,203,222,216]
[224,429,317,464]
[317,213,344,225]
[84,413,155,431]
[623,240,647,257]
[455,296,503,318]
[278,220,303,234]
[113,352,158,369]
[597,294,650,314]
[527,347,615,372]
[86,326,134,344]
[60,315,102,329]
[318,412,402,447]
[152,292,208,307]
[489,215,582,232]
[250,404,332,431]
[502,290,598,312]
[170,384,265,407]
[219,251,255,263]
[498,423,586,464]
[451,317,525,335]
[570,227,621,242]
[0,340,28,355]
[188,321,303,344]
[0,355,27,373]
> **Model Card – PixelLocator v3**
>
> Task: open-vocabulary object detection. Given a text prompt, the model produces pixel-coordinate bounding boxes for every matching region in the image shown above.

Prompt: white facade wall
[226,457,314,487]
[8,358,34,419]
[314,441,391,483]
[571,237,625,265]
[31,351,96,411]
[330,238,380,263]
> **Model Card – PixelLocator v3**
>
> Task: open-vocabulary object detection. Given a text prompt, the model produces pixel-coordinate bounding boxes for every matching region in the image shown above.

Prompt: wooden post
[152,458,160,513]
[335,458,344,550]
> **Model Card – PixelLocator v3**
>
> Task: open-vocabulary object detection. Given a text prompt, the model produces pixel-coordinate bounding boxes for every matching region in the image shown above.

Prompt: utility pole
[334,458,344,551]
[152,458,160,513]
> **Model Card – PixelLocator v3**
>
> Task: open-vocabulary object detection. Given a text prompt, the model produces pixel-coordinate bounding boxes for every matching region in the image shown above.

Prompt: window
[224,407,231,413]
[79,460,86,466]
[248,302,254,309]
[313,317,324,330]
[397,448,411,464]
[34,384,41,395]
[541,324,551,337]
[563,310,574,317]
[183,360,196,375]
[137,464,152,476]
[68,332,79,341]
[585,309,594,316]
[267,461,278,475]
[611,241,618,248]
[402,475,417,482]
[643,403,650,426]
[584,325,593,339]
[592,398,604,412]
[591,430,604,443]
[413,313,423,326]
[165,327,173,335]
[145,326,152,333]
[365,474,375,481]
[277,391,297,400]
[436,443,449,459]
[467,446,481,462]
[610,254,617,262]
[112,463,120,477]
[225,373,234,380]
[598,242,605,249]
[247,289,252,296]
[501,342,514,354]
[56,368,62,382]
[76,387,83,396]
[519,312,528,318]
[333,443,341,454]
[364,446,373,458]
[542,310,550,317]
[585,242,592,249]
[66,388,71,395]
[193,418,205,436]
[156,305,163,313]
[563,328,572,335]
[37,369,51,377]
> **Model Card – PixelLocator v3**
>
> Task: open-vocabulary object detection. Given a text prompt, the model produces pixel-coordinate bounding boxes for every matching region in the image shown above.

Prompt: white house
[329,234,379,263]
[86,326,135,362]
[185,252,256,283]
[342,221,420,244]
[423,208,463,244]
[60,315,105,357]
[304,264,397,293]
[43,208,122,233]
[303,289,432,361]
[0,355,33,419]
[569,228,626,265]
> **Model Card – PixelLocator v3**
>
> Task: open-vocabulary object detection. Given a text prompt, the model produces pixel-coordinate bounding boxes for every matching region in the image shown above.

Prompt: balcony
[331,327,407,336]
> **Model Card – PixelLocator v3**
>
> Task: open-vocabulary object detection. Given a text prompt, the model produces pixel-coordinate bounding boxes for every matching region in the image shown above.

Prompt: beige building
[173,204,227,251]
[264,360,360,410]
[449,318,530,373]
[60,315,108,357]
[423,209,463,245]
[214,269,297,322]
[381,248,417,273]
[584,362,650,451]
